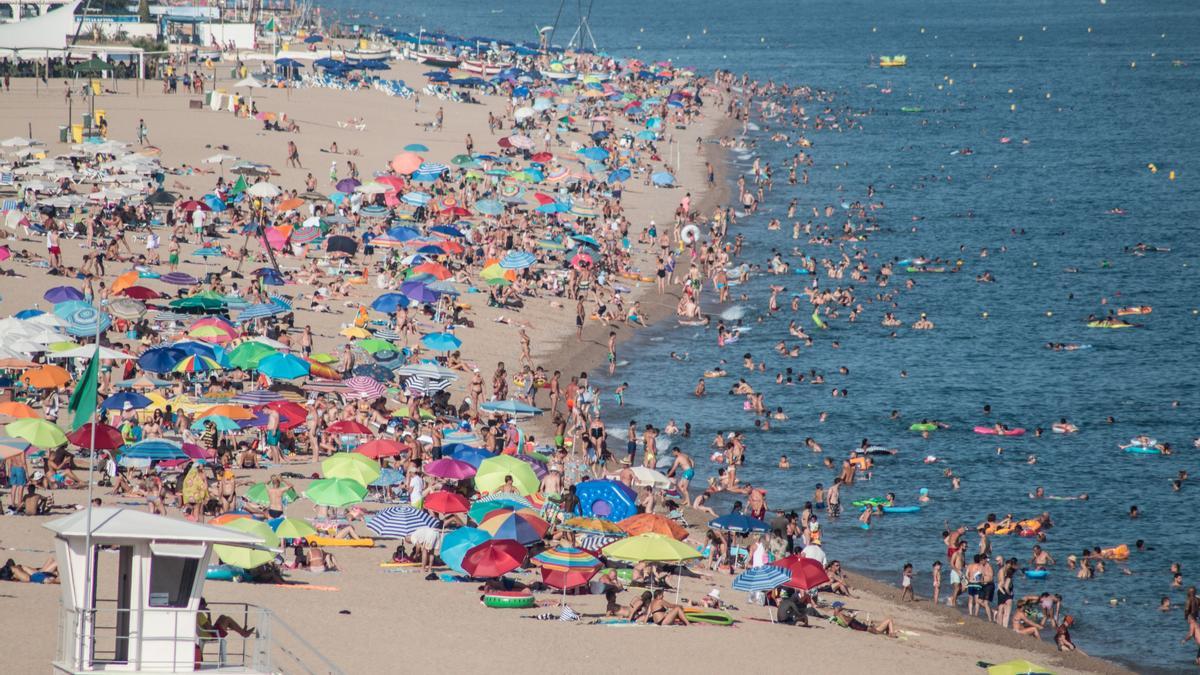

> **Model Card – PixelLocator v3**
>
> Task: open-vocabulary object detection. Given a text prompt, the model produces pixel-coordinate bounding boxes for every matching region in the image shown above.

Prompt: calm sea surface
[328,0,1200,667]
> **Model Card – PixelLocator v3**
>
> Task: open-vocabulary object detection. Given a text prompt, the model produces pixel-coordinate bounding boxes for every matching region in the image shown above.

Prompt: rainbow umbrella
[173,354,223,373]
[478,508,549,545]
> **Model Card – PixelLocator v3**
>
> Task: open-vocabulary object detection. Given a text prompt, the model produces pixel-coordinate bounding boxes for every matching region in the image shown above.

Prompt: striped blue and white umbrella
[401,191,431,206]
[578,533,622,552]
[237,303,286,322]
[499,251,536,269]
[366,505,441,538]
[371,467,406,487]
[372,327,402,341]
[62,304,112,337]
[269,295,294,311]
[402,374,454,396]
[731,566,791,592]
[475,493,530,508]
[123,439,188,460]
[231,389,287,405]
[149,310,192,323]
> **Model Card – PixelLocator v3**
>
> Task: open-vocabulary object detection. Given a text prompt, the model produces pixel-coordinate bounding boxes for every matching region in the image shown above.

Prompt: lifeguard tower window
[148,556,199,608]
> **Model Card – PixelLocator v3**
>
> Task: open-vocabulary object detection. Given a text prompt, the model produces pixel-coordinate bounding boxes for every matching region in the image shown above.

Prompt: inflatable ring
[909,423,937,432]
[483,590,535,609]
[683,609,734,625]
[680,224,701,244]
[206,565,249,582]
[1024,570,1049,579]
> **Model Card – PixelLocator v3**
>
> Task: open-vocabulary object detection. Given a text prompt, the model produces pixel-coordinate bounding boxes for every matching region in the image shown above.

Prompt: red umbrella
[325,419,372,435]
[264,401,308,430]
[770,554,830,591]
[177,200,211,212]
[461,539,526,578]
[531,192,556,205]
[497,137,514,149]
[355,438,408,459]
[540,565,599,591]
[423,490,470,514]
[437,240,465,255]
[66,423,123,451]
[440,206,472,218]
[530,152,553,163]
[119,286,163,300]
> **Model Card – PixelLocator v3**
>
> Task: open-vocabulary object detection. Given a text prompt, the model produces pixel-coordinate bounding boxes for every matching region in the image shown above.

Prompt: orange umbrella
[618,513,689,541]
[390,152,423,174]
[276,197,304,212]
[305,359,340,380]
[210,512,252,526]
[411,262,451,280]
[111,270,141,294]
[0,357,38,369]
[0,402,40,418]
[21,365,71,389]
[198,404,254,420]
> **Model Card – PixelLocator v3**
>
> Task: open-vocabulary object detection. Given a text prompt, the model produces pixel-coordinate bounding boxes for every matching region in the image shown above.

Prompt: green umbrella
[355,338,396,354]
[450,154,478,166]
[322,453,381,486]
[273,517,317,540]
[305,478,367,507]
[309,352,337,364]
[245,482,298,506]
[5,418,68,449]
[227,342,278,369]
[170,296,226,311]
[485,277,512,287]
[214,518,279,569]
[474,455,539,495]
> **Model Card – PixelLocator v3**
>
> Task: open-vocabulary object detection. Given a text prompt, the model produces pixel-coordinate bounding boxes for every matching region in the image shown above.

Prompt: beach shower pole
[77,320,102,668]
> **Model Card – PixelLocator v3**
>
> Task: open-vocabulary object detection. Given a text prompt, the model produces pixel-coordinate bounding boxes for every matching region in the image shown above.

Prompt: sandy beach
[0,46,1131,675]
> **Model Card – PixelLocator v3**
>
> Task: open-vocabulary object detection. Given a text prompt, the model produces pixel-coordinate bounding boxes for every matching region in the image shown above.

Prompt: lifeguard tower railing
[55,601,344,674]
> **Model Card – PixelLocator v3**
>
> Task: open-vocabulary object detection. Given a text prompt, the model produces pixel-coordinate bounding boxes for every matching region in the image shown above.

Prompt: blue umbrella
[352,363,393,382]
[635,130,657,141]
[64,305,113,337]
[474,199,503,216]
[651,171,676,186]
[138,347,186,373]
[499,251,536,269]
[440,527,490,574]
[430,225,464,238]
[14,309,44,319]
[275,58,303,68]
[607,168,631,183]
[450,446,495,468]
[193,246,223,258]
[404,143,429,152]
[44,286,84,303]
[371,292,410,313]
[386,226,421,241]
[732,566,791,592]
[401,281,440,304]
[101,392,153,411]
[371,467,406,486]
[236,303,286,322]
[256,352,310,379]
[577,147,609,161]
[709,512,771,533]
[420,332,461,352]
[479,400,542,416]
[122,439,187,460]
[366,505,441,538]
[401,191,431,206]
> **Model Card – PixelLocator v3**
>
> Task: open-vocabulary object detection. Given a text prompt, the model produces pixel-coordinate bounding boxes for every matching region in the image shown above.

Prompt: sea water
[329,0,1200,667]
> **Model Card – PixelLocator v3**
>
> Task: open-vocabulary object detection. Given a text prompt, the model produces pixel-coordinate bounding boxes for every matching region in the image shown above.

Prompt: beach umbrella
[353,438,406,460]
[322,453,381,485]
[236,303,286,323]
[619,513,688,540]
[562,516,627,537]
[499,251,536,269]
[651,171,676,186]
[161,272,200,286]
[62,305,112,338]
[401,282,440,305]
[424,490,470,515]
[419,332,461,352]
[335,178,361,193]
[256,352,310,379]
[630,466,672,489]
[0,436,31,459]
[478,508,549,545]
[226,342,278,369]
[342,376,387,400]
[450,446,495,469]
[5,418,67,448]
[325,236,358,256]
[108,298,147,320]
[603,533,701,563]
[403,143,429,152]
[191,415,240,432]
[439,527,490,574]
[390,152,424,174]
[709,512,770,534]
[770,554,831,591]
[272,518,317,540]
[123,439,187,460]
[100,392,152,411]
[245,482,298,506]
[479,400,541,417]
[394,363,458,380]
[214,518,279,569]
[21,365,71,389]
[325,420,373,436]
[352,364,393,382]
[173,355,223,373]
[402,375,454,396]
[533,546,600,572]
[65,423,124,450]
[119,286,163,300]
[985,660,1053,675]
[732,565,791,592]
[423,457,476,480]
[44,286,84,303]
[467,498,529,524]
[355,338,396,354]
[461,539,526,578]
[0,402,39,419]
[366,505,441,539]
[474,455,539,495]
[304,477,368,507]
[138,347,186,373]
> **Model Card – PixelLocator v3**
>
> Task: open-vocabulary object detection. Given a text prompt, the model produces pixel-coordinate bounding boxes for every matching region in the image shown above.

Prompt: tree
[137,0,149,22]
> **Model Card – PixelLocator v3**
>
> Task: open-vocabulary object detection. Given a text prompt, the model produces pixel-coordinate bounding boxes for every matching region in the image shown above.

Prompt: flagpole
[77,318,101,668]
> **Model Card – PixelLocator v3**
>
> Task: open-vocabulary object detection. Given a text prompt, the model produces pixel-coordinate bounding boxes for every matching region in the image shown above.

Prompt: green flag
[67,348,101,432]
[264,17,275,32]
[231,175,248,195]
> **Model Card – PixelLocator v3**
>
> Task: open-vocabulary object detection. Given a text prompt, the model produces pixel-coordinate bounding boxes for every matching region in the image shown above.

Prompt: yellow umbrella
[322,453,381,486]
[5,418,68,449]
[339,326,371,339]
[213,518,279,569]
[602,533,701,562]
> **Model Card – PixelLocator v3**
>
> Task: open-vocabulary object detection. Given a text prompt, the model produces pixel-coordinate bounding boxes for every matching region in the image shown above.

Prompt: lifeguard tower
[45,507,341,673]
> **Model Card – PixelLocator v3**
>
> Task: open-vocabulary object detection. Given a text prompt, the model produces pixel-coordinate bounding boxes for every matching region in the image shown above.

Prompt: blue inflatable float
[574,479,637,522]
[206,565,250,582]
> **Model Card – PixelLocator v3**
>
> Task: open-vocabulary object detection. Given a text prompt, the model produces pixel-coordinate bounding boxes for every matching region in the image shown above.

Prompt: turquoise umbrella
[439,527,490,574]
[191,415,240,432]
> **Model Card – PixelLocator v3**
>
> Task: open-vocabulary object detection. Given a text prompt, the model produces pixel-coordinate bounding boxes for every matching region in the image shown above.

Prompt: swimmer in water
[778,454,790,469]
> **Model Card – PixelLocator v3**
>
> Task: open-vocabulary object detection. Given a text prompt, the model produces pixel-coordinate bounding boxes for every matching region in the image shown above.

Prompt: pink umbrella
[342,376,387,400]
[570,252,593,269]
[183,442,214,460]
[424,458,477,480]
[390,152,424,174]
[0,245,10,262]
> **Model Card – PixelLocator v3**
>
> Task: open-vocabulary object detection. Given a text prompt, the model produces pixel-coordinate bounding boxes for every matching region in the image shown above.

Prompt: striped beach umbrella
[173,354,223,373]
[532,546,600,572]
[731,565,791,592]
[366,505,441,538]
[108,298,147,319]
[62,304,112,337]
[499,251,536,269]
[236,303,286,322]
[402,374,454,396]
[290,227,321,244]
[342,376,387,400]
[160,272,200,286]
[478,508,549,545]
[231,389,286,405]
[372,327,402,341]
[123,439,188,460]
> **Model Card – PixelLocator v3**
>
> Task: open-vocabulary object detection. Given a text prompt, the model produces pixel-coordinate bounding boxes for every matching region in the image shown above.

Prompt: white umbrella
[354,182,390,195]
[26,313,70,329]
[203,153,239,165]
[630,466,672,489]
[48,345,135,360]
[1,137,40,147]
[235,76,264,88]
[247,182,281,198]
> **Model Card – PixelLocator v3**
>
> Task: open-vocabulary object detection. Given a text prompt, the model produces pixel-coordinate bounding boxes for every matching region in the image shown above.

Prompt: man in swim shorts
[669,447,695,503]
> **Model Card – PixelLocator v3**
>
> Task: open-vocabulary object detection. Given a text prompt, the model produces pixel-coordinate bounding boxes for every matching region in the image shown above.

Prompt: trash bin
[81,112,92,129]
[59,125,69,143]
[203,91,213,106]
